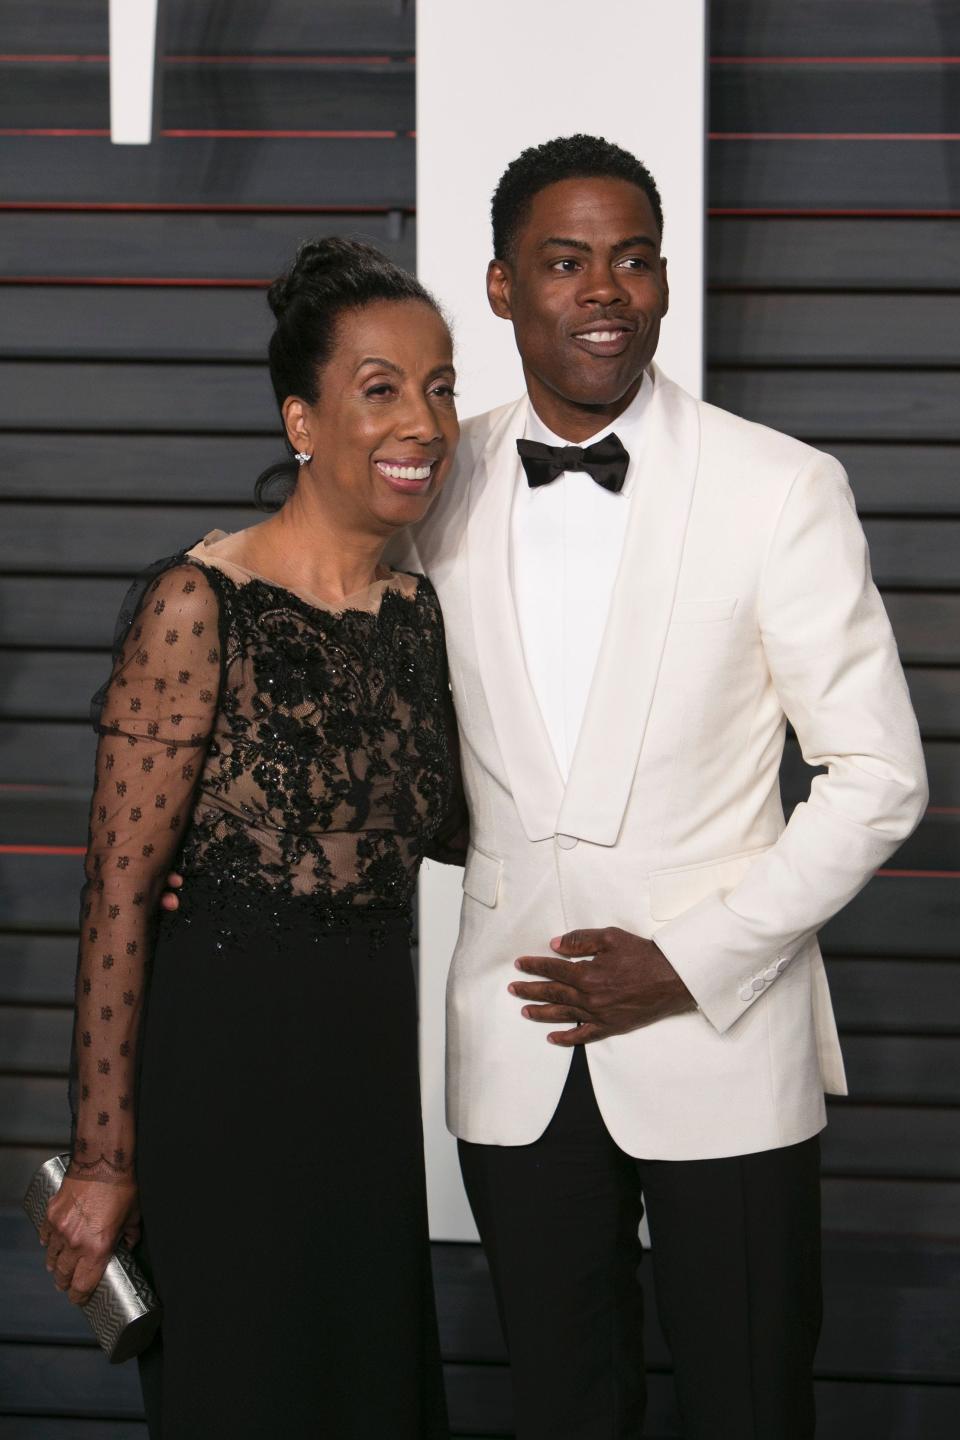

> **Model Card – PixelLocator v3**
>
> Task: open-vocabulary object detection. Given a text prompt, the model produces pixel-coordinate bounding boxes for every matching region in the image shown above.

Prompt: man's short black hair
[491,133,664,263]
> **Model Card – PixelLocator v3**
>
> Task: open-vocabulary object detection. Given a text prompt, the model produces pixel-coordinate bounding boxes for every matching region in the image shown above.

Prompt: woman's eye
[430,385,457,400]
[364,384,395,398]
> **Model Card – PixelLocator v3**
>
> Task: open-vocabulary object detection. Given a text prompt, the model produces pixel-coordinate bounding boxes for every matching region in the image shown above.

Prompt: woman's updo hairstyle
[255,236,444,510]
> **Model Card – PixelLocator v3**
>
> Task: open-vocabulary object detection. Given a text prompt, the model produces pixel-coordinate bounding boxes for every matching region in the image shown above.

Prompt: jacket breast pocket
[671,596,738,624]
[462,845,503,908]
[649,845,772,921]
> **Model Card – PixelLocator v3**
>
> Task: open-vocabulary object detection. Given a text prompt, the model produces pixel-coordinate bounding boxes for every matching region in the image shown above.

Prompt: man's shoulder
[459,397,523,455]
[695,393,828,478]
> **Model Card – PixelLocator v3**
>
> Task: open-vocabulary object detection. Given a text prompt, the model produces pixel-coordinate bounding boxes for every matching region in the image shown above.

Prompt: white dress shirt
[511,371,654,779]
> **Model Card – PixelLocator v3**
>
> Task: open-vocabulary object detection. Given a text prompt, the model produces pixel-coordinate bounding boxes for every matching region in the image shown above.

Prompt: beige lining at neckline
[185,530,419,615]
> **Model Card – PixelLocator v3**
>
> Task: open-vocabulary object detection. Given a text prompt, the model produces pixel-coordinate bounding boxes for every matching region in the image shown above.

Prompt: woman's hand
[39,1177,140,1305]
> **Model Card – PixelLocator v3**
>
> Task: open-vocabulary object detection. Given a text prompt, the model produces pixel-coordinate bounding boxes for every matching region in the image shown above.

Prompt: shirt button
[738,985,754,1003]
[556,834,579,850]
[751,976,765,992]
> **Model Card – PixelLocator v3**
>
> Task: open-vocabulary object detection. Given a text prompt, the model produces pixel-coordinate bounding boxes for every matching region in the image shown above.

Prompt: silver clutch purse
[23,1153,162,1363]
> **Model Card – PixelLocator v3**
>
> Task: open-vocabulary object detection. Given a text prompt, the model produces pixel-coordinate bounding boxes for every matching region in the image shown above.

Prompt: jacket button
[556,834,579,850]
[738,985,754,1002]
[763,967,779,984]
[751,976,765,992]
[776,957,789,975]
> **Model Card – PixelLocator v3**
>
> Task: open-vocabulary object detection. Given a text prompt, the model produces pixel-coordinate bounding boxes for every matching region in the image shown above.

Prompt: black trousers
[459,1047,822,1440]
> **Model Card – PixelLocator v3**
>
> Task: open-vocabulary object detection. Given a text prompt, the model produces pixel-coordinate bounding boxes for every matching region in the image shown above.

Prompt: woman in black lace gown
[40,240,466,1438]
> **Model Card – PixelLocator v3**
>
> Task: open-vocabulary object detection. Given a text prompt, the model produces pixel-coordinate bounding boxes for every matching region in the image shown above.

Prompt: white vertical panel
[109,0,161,145]
[417,858,474,1237]
[416,0,707,1240]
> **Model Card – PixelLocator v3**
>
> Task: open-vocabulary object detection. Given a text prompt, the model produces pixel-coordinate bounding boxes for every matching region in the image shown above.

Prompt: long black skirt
[135,897,448,1439]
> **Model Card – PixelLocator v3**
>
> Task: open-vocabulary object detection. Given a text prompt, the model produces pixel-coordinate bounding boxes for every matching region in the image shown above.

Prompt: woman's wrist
[66,1157,137,1187]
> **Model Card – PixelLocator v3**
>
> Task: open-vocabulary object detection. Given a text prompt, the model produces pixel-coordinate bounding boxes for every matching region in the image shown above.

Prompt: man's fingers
[548,1021,606,1047]
[549,928,606,958]
[509,980,580,1006]
[514,954,582,985]
[521,1004,590,1025]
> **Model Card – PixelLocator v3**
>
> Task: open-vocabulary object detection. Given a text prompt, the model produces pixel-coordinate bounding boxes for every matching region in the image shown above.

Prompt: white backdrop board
[416,0,708,1240]
[109,0,163,144]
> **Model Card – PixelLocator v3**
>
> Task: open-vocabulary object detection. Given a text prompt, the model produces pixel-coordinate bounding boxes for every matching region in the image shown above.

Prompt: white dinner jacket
[398,365,927,1160]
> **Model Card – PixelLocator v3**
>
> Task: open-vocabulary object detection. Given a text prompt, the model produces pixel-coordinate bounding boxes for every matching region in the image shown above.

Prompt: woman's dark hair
[255,236,444,510]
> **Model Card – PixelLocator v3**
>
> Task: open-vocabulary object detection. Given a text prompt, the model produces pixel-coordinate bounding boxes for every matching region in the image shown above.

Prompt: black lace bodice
[69,540,467,1182]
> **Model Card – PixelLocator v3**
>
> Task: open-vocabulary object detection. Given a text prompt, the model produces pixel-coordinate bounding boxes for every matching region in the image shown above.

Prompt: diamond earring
[294,451,312,467]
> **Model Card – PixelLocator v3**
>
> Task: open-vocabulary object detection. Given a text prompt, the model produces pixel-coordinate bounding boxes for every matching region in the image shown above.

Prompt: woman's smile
[373,455,441,494]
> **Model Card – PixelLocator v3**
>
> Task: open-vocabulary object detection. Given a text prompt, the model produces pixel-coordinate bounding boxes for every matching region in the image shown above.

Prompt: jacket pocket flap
[649,845,772,921]
[672,596,738,624]
[462,846,503,908]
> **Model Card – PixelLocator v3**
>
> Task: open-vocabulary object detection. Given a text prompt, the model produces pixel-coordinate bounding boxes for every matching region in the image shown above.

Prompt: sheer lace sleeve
[69,562,221,1182]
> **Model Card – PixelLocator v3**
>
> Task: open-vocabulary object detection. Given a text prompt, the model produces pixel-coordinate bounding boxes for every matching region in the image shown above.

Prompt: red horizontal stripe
[0,202,413,214]
[0,843,85,856]
[876,868,960,878]
[0,275,270,287]
[0,53,409,65]
[710,132,960,141]
[710,207,960,217]
[0,127,401,139]
[162,128,399,138]
[927,806,960,815]
[0,52,109,62]
[0,128,109,137]
[711,55,960,65]
[164,54,405,66]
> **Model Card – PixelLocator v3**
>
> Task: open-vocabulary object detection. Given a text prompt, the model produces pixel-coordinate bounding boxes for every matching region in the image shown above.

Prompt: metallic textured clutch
[23,1153,161,1363]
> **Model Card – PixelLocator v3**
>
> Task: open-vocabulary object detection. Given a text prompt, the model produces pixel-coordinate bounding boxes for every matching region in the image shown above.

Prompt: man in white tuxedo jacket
[399,137,927,1439]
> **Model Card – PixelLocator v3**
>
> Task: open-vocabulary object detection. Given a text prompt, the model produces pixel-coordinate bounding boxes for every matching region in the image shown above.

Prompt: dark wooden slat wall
[1,0,419,54]
[0,2,958,1436]
[714,9,960,1432]
[2,62,417,132]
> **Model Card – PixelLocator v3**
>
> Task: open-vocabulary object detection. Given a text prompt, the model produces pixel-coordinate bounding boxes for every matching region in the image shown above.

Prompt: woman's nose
[398,395,441,442]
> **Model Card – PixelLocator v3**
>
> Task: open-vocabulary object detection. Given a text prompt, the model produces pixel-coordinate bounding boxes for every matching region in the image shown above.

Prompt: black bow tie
[516,432,629,494]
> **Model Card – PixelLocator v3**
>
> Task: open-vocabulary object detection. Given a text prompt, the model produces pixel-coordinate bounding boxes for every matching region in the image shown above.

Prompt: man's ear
[660,256,670,317]
[486,258,513,320]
